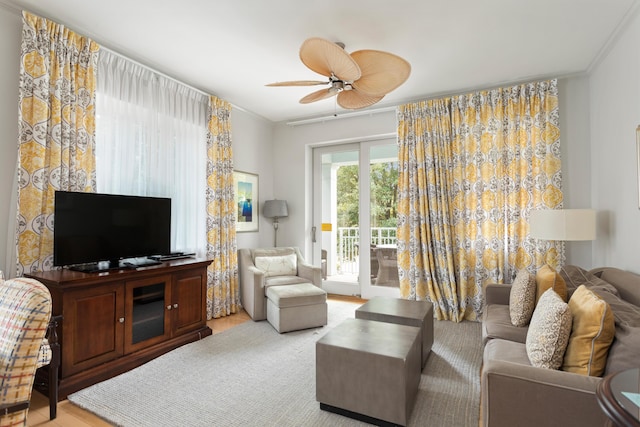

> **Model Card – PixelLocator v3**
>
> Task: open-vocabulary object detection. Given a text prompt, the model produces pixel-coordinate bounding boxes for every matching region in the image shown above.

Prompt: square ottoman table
[356,296,434,369]
[266,283,327,333]
[316,318,421,426]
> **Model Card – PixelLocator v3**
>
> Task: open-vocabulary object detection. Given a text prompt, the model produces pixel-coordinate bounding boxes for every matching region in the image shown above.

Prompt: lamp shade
[263,200,289,218]
[530,209,596,241]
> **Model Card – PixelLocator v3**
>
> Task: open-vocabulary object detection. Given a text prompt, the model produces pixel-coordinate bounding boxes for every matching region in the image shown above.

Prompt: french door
[312,139,400,299]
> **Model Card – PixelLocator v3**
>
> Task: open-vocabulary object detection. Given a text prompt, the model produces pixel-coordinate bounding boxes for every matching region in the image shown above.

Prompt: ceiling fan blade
[337,90,384,110]
[299,88,337,104]
[265,80,328,87]
[350,50,411,97]
[300,37,361,82]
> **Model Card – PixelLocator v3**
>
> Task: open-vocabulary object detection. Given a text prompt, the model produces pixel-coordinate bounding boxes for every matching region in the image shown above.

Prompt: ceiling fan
[266,37,411,110]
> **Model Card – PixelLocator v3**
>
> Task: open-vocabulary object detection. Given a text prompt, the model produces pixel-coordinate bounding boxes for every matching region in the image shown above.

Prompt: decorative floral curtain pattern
[397,99,462,321]
[397,79,562,322]
[17,11,99,275]
[206,97,240,319]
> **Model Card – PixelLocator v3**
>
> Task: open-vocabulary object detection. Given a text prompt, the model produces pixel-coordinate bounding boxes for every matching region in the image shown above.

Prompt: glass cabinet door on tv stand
[124,275,172,353]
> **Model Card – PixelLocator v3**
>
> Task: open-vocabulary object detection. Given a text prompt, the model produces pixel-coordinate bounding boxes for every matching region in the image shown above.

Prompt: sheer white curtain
[96,49,208,255]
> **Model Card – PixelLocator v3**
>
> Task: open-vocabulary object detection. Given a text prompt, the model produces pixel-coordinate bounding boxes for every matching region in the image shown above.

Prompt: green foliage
[336,162,398,228]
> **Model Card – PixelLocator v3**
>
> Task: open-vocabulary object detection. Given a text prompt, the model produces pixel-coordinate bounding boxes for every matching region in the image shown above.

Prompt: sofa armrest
[484,283,512,306]
[482,358,606,427]
[298,262,322,288]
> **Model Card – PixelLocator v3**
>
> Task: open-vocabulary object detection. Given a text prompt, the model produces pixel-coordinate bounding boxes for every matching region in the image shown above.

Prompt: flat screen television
[53,191,171,272]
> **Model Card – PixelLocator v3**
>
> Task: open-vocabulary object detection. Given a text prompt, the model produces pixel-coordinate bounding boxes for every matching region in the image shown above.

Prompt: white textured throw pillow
[254,254,297,277]
[526,288,573,369]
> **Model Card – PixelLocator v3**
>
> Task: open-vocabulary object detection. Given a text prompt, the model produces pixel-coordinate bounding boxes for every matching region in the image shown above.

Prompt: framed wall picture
[234,170,259,232]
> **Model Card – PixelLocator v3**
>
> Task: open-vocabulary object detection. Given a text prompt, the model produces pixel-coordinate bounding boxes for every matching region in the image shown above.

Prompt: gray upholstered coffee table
[316,318,421,426]
[355,296,434,369]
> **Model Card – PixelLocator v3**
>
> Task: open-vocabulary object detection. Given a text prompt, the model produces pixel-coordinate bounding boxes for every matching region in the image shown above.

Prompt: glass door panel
[361,141,401,299]
[125,275,171,353]
[313,145,361,296]
[313,140,400,298]
[369,144,399,287]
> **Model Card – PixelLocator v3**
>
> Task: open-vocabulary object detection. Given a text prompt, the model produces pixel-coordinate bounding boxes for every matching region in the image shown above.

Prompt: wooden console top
[27,257,213,289]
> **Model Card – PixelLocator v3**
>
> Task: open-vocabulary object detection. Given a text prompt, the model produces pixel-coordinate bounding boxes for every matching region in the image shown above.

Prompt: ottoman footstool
[316,318,421,426]
[356,296,434,369]
[266,283,327,333]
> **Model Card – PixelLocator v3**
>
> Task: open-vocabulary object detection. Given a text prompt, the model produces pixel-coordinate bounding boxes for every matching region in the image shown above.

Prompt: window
[95,50,208,254]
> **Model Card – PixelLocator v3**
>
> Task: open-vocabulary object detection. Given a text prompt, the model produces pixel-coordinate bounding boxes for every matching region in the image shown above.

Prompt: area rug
[68,300,483,426]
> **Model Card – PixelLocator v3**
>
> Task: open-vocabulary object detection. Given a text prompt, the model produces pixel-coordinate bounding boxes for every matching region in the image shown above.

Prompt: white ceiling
[2,0,637,123]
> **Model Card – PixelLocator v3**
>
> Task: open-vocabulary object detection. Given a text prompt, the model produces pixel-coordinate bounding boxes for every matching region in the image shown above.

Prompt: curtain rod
[100,45,248,114]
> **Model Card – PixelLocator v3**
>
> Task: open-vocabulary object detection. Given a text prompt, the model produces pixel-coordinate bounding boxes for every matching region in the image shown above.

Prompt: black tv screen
[53,191,171,269]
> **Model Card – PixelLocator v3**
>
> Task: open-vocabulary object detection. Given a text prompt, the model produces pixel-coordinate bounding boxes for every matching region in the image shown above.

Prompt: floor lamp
[530,209,596,267]
[263,200,289,247]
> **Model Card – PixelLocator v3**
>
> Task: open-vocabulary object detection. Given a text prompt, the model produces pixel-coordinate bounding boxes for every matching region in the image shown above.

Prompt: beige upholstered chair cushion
[536,264,567,303]
[526,288,572,369]
[562,285,615,376]
[254,253,297,277]
[509,269,536,327]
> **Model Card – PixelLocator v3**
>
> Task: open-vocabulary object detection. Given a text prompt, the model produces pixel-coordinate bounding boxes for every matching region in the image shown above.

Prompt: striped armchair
[0,274,52,427]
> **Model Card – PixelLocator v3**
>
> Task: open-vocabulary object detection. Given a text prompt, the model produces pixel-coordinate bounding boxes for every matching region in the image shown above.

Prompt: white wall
[231,108,276,249]
[558,76,594,268]
[589,7,640,272]
[0,5,21,276]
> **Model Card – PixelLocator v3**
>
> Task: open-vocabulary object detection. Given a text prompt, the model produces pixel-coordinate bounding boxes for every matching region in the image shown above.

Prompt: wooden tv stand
[26,257,213,400]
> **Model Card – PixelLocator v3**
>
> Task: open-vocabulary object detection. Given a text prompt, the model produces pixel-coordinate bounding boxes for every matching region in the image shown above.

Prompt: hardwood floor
[26,294,363,426]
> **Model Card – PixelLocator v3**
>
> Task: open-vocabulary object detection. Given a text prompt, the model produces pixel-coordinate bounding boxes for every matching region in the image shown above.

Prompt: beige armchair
[238,247,322,320]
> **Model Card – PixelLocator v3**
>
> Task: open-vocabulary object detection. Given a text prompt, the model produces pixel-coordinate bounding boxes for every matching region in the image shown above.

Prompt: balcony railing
[335,227,396,275]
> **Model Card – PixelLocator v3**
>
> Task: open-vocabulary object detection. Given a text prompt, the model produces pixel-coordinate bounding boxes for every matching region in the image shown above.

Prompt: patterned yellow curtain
[397,79,562,322]
[16,11,99,276]
[206,96,239,319]
[397,99,462,321]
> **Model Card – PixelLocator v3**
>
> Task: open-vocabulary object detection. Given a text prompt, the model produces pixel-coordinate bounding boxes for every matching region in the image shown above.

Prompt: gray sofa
[481,265,640,427]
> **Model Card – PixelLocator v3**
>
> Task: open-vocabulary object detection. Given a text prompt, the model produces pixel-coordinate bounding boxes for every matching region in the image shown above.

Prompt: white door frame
[311,139,400,299]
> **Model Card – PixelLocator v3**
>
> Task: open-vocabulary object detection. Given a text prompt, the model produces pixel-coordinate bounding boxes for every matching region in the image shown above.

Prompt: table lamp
[530,209,596,267]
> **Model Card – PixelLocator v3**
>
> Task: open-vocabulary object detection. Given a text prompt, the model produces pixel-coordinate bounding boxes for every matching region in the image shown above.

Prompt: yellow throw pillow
[536,264,567,304]
[562,285,615,376]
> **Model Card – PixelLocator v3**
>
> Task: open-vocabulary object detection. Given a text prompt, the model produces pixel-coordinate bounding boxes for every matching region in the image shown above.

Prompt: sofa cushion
[482,304,528,344]
[255,253,297,277]
[589,285,640,328]
[536,264,567,303]
[264,275,310,291]
[483,337,531,366]
[597,268,640,307]
[509,270,536,327]
[562,285,615,376]
[526,288,572,369]
[559,265,620,299]
[266,283,326,308]
[605,324,640,375]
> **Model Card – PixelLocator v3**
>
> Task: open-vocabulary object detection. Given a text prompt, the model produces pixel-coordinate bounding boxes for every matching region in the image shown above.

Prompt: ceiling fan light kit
[267,37,411,110]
